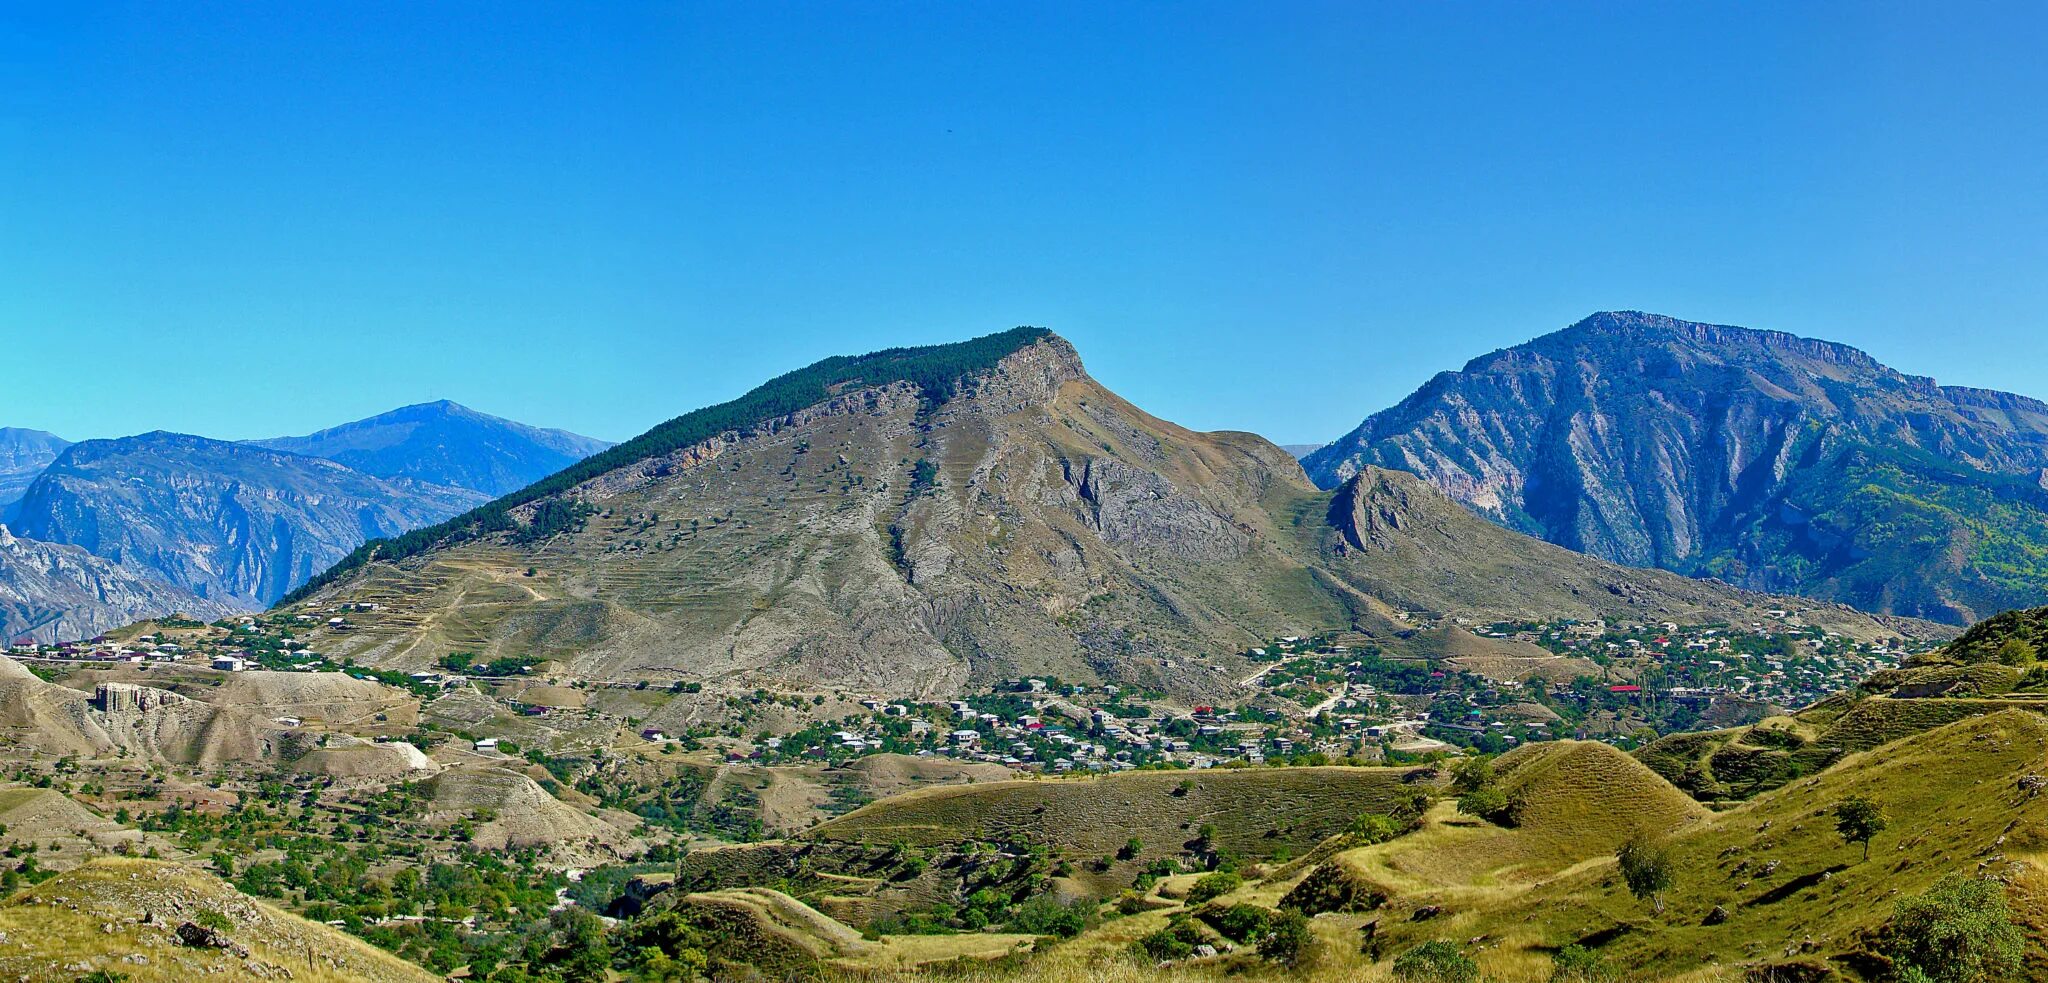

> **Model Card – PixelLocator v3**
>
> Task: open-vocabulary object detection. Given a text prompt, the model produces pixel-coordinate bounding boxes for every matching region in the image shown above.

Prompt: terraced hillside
[279,330,1934,705]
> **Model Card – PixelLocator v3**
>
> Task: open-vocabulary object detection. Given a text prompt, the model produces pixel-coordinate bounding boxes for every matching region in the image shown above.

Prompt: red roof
[1609,684,1643,693]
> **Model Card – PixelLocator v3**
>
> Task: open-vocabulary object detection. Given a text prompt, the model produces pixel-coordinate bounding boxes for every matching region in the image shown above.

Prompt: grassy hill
[1358,709,2048,981]
[0,858,440,983]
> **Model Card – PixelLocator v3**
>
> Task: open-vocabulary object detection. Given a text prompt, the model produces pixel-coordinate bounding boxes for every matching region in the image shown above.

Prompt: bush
[1280,862,1386,915]
[1257,908,1313,966]
[1884,873,2023,983]
[1202,904,1273,943]
[1394,939,1480,983]
[1185,871,1242,905]
[1550,943,1616,982]
[1009,895,1087,939]
[1456,785,1516,826]
[1133,917,1205,962]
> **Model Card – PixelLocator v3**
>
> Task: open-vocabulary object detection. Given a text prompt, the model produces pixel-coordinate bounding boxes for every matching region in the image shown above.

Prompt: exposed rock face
[1304,311,2048,623]
[0,525,236,643]
[0,428,69,512]
[286,331,1929,705]
[10,431,489,607]
[250,399,613,497]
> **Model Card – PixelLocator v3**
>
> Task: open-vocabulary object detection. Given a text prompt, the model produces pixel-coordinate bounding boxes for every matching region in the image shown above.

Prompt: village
[4,605,1940,775]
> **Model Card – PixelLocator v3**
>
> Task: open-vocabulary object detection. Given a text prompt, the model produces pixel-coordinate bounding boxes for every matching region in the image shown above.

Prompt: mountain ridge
[10,431,489,607]
[249,399,613,496]
[278,328,1934,707]
[1304,310,2048,622]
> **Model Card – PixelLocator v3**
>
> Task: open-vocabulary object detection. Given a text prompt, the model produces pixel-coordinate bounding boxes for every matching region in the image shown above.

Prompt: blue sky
[4,2,2045,445]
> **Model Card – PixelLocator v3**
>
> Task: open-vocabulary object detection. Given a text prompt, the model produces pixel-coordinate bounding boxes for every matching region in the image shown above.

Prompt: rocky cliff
[0,526,235,643]
[281,329,1928,704]
[10,432,489,607]
[1303,311,2048,623]
[250,399,613,497]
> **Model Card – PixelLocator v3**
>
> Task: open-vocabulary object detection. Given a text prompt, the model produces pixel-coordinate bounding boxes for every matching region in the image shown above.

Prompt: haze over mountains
[1304,311,2048,624]
[284,328,1922,702]
[0,401,609,638]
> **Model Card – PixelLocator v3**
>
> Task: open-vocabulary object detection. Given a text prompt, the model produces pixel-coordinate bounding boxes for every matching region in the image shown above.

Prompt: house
[211,655,246,673]
[475,738,500,751]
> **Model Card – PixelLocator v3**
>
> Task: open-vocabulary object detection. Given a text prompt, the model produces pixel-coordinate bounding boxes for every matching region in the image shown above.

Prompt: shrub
[1009,895,1087,938]
[1133,917,1205,962]
[1884,873,2023,983]
[1258,908,1314,966]
[1394,939,1480,983]
[1185,871,1242,905]
[1550,943,1616,982]
[1202,904,1273,944]
[1280,862,1386,915]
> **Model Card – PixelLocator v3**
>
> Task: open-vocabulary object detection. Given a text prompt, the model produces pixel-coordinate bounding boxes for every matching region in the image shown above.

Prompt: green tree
[1616,836,1673,911]
[1393,939,1480,983]
[1835,794,1889,861]
[1885,874,2023,983]
[1995,638,2037,666]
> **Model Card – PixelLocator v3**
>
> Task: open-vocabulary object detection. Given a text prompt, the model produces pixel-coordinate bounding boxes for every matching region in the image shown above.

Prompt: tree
[1994,638,2037,667]
[1393,939,1480,983]
[1616,836,1673,911]
[1885,874,2023,983]
[1834,794,1889,861]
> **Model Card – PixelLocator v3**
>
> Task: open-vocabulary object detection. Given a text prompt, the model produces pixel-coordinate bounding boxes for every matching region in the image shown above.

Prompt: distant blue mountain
[250,400,613,497]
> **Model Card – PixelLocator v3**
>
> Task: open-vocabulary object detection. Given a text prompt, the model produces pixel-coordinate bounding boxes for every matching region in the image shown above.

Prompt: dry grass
[0,858,438,983]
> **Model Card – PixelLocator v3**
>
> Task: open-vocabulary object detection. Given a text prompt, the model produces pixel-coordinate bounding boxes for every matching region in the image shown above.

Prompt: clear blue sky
[4,3,2045,445]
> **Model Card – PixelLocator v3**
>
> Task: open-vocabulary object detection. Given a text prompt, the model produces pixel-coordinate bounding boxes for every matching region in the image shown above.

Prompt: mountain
[1278,443,1323,460]
[1303,311,2048,624]
[0,427,69,512]
[9,432,489,608]
[279,328,1927,701]
[0,526,236,643]
[250,399,613,497]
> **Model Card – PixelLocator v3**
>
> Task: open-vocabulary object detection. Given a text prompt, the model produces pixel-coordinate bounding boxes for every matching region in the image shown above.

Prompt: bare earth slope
[282,331,1937,703]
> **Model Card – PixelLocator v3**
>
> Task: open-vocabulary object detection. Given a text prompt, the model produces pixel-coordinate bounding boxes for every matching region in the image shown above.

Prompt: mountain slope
[0,427,69,512]
[0,525,236,643]
[0,857,441,983]
[1304,311,2048,623]
[279,329,1932,702]
[10,432,489,607]
[251,399,612,496]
